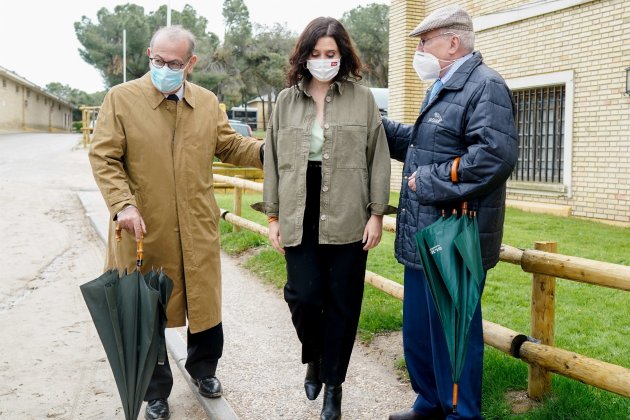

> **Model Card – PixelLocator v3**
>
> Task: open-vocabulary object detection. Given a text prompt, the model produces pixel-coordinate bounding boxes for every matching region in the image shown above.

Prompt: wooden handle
[115,223,144,268]
[451,157,461,183]
[137,237,144,267]
[452,383,459,413]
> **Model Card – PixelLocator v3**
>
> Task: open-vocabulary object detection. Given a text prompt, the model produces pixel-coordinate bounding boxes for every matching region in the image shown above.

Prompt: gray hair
[443,29,475,53]
[150,25,196,58]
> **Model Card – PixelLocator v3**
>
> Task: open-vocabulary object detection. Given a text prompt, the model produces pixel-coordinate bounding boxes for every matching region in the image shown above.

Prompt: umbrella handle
[137,237,144,268]
[114,223,144,268]
[115,224,122,242]
[452,382,459,413]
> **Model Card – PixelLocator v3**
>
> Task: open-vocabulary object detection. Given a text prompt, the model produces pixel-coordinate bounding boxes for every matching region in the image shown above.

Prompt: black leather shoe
[304,361,323,400]
[192,375,223,398]
[145,398,170,420]
[388,408,441,420]
[320,384,342,420]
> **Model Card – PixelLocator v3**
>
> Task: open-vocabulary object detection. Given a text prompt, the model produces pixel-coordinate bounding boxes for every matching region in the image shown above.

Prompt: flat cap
[409,5,473,37]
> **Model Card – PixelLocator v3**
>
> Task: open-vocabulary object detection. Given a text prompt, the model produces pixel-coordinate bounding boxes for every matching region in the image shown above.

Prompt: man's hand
[408,170,417,192]
[268,220,285,255]
[362,214,383,251]
[116,206,146,241]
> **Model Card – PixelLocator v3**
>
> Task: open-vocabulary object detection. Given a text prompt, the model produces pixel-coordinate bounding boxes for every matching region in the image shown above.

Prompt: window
[511,85,565,184]
[16,85,20,93]
[2,78,6,88]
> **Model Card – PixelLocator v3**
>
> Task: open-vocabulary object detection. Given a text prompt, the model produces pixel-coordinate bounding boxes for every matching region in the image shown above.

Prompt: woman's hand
[268,220,285,254]
[362,214,383,251]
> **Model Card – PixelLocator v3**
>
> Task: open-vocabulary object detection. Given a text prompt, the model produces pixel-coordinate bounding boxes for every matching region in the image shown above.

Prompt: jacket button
[325,96,331,102]
[324,123,330,129]
[322,186,329,192]
[410,144,414,148]
[403,176,408,180]
[320,215,327,221]
[401,208,406,213]
[323,153,330,159]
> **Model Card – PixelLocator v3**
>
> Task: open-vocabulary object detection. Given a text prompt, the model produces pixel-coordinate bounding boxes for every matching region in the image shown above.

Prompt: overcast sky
[0,0,388,93]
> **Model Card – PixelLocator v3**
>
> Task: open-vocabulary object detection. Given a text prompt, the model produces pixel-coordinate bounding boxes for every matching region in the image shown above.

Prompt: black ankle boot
[304,360,322,400]
[320,384,342,420]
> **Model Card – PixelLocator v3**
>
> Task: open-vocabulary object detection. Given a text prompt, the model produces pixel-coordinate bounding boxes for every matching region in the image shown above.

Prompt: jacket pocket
[277,128,298,172]
[335,125,368,169]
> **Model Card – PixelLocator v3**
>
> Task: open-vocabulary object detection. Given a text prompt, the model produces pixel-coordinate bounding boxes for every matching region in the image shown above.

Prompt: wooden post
[81,107,89,148]
[233,175,243,232]
[528,241,557,400]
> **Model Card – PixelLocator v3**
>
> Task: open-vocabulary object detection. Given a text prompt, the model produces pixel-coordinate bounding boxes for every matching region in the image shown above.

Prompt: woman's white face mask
[307,58,341,82]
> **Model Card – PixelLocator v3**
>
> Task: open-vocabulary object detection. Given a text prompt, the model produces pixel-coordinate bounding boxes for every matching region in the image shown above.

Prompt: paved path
[0,132,415,419]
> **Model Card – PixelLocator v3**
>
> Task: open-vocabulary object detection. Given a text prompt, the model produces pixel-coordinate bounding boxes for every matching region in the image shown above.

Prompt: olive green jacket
[254,80,396,246]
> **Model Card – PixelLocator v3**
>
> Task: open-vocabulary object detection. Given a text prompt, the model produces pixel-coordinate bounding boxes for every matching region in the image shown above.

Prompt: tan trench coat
[89,73,262,333]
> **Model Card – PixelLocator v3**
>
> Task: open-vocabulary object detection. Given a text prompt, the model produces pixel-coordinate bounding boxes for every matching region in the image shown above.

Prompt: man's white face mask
[412,52,442,81]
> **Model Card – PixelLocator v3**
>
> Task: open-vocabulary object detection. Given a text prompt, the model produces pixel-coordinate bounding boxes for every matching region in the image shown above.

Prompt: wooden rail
[215,174,630,401]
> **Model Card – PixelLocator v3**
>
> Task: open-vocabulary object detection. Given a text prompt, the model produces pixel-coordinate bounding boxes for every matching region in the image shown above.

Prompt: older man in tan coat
[89,25,263,420]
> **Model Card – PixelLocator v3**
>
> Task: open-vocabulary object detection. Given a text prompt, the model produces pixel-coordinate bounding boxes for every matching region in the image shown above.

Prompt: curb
[77,191,238,420]
[166,329,238,419]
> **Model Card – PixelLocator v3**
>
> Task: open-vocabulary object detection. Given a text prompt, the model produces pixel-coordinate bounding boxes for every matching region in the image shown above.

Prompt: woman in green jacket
[255,16,395,420]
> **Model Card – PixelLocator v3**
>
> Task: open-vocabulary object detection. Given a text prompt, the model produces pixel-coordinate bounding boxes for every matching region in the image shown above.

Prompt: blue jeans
[403,267,485,420]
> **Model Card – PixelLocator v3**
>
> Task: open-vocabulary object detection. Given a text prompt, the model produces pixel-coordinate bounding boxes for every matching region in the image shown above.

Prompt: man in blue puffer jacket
[385,6,518,420]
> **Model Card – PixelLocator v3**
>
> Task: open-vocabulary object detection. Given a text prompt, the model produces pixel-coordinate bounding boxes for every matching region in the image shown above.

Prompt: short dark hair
[286,17,362,87]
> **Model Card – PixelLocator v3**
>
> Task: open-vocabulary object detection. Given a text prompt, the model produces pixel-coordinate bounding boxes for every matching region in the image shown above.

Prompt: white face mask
[412,52,442,81]
[307,58,341,82]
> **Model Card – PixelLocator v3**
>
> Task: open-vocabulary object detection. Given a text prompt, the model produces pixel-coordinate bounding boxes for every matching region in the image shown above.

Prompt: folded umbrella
[414,204,484,413]
[81,229,173,420]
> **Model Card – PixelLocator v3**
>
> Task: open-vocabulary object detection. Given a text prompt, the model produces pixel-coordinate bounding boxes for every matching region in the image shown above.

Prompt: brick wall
[388,0,427,189]
[388,0,630,224]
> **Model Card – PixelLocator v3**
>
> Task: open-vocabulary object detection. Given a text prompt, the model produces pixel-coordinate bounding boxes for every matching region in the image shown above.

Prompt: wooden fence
[212,173,630,401]
[79,106,100,148]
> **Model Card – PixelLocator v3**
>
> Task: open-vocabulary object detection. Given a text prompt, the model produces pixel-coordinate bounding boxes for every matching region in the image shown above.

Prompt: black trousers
[144,322,224,401]
[284,163,368,386]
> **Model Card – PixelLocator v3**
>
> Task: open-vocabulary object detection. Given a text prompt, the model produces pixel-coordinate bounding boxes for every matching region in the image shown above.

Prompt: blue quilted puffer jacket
[384,52,518,272]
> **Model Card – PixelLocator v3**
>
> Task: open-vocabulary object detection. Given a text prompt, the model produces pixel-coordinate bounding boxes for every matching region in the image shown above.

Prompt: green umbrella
[414,207,484,413]
[80,237,173,420]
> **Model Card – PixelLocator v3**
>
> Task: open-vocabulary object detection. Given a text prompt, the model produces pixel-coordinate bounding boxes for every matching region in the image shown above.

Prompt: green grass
[215,192,630,419]
[252,129,266,139]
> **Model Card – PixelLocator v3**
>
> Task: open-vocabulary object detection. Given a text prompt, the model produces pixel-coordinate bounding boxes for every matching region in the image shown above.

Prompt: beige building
[0,65,73,132]
[388,0,630,224]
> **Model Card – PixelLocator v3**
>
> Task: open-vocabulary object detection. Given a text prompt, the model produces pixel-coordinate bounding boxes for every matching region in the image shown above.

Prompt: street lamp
[167,0,171,27]
[123,29,127,83]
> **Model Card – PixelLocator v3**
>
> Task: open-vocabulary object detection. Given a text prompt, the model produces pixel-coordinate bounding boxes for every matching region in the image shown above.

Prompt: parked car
[229,119,253,137]
[369,87,388,117]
